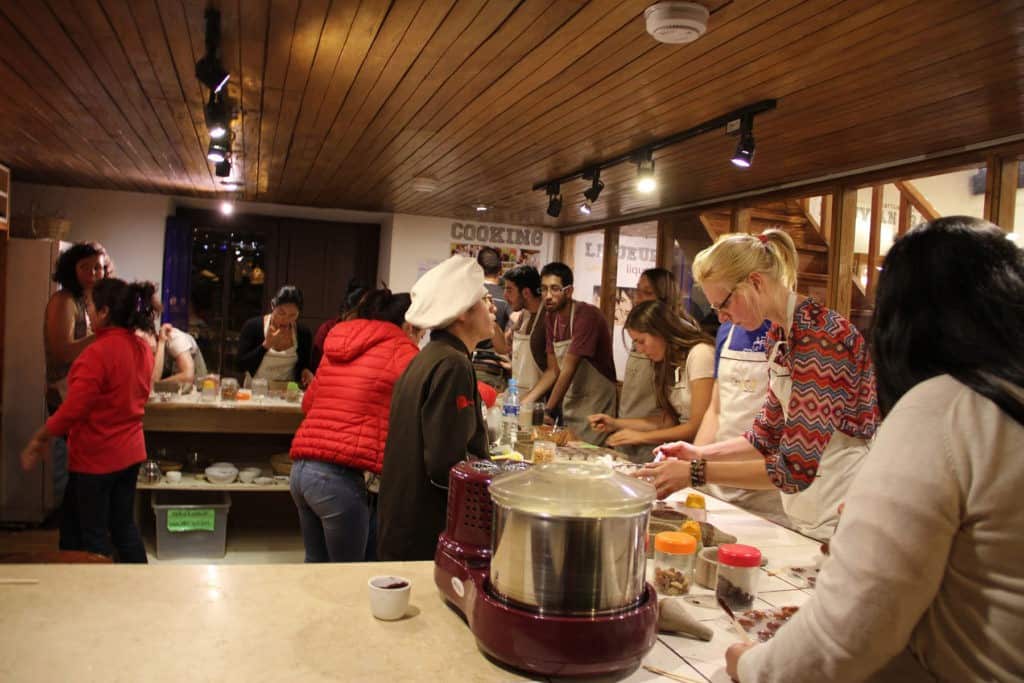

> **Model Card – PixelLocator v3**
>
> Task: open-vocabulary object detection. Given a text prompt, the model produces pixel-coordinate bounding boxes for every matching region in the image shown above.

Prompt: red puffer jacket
[290,319,418,473]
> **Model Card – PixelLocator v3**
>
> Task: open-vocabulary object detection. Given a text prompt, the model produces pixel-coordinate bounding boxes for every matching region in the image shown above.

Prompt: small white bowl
[253,476,274,486]
[368,575,412,620]
[164,471,182,483]
[238,468,261,484]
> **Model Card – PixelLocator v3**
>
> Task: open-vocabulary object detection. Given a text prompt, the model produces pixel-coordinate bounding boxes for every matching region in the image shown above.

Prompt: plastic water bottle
[501,379,520,450]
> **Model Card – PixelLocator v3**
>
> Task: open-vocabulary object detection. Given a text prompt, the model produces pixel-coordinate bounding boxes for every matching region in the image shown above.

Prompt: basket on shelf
[270,452,292,476]
[34,216,71,240]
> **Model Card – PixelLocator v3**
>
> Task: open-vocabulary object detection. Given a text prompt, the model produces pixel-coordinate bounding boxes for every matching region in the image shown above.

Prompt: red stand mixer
[434,459,659,677]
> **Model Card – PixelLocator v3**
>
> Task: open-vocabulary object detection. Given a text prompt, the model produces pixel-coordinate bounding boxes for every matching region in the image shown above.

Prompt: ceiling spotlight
[579,201,592,215]
[207,138,229,164]
[546,183,562,218]
[219,201,234,216]
[205,91,231,139]
[731,113,756,168]
[215,157,232,177]
[583,169,604,203]
[474,204,489,212]
[636,150,657,193]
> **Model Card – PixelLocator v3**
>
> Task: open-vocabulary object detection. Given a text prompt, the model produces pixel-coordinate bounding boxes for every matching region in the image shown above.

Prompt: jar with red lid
[715,543,761,611]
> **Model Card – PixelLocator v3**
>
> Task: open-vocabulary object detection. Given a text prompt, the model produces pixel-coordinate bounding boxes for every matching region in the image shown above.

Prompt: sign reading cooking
[451,222,544,247]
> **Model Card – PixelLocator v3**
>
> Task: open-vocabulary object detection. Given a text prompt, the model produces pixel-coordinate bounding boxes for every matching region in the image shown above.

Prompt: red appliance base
[435,549,659,677]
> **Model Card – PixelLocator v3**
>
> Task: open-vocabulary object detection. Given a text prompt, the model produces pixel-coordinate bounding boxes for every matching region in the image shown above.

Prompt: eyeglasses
[540,285,565,295]
[710,287,737,314]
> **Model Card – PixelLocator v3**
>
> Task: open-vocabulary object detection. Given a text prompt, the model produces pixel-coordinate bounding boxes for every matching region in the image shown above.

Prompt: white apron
[553,303,617,445]
[255,315,298,382]
[511,309,543,396]
[617,348,659,463]
[704,324,789,526]
[769,295,868,541]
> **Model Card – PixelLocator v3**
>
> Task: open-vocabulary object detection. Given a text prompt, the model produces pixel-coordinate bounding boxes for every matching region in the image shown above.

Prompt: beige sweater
[739,375,1024,682]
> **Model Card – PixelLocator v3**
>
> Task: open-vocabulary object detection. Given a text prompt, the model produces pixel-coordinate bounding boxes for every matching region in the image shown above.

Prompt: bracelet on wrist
[690,457,707,488]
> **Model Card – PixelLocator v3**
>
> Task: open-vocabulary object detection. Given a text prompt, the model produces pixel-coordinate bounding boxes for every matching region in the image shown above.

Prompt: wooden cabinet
[0,164,9,229]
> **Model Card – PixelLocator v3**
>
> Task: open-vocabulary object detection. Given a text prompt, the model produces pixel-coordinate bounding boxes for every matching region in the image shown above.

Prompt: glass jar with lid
[653,531,696,595]
[716,543,762,611]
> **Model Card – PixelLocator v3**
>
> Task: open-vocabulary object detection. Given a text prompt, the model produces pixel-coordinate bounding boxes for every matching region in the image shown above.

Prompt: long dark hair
[872,216,1024,426]
[91,278,158,333]
[625,300,714,420]
[52,242,113,297]
[354,288,412,328]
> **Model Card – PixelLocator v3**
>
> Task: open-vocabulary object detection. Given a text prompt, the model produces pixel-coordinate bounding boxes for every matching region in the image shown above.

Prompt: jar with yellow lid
[653,531,696,595]
[684,492,707,522]
[679,519,703,551]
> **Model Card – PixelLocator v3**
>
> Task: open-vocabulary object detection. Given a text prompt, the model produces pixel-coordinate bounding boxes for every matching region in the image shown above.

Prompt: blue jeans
[52,436,69,505]
[60,463,147,563]
[289,459,370,563]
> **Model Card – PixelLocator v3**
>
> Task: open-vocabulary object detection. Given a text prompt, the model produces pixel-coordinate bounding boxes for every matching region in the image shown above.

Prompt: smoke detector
[411,176,439,193]
[644,2,709,44]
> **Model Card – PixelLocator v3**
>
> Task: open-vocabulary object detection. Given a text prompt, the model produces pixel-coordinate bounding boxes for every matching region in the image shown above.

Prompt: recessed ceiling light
[474,204,489,212]
[220,201,234,216]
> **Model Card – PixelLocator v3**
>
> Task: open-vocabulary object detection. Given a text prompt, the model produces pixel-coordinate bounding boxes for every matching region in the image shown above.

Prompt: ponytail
[91,278,158,332]
[692,228,798,290]
[354,288,413,328]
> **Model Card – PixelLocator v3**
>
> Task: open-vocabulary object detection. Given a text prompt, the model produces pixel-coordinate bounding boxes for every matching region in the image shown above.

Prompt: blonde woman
[642,229,879,540]
[589,300,715,449]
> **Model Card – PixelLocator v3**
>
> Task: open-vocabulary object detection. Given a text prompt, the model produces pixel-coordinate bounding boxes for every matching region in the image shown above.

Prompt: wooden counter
[143,395,304,434]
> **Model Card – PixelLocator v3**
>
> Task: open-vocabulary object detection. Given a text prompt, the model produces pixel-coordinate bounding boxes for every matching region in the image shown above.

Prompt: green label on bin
[167,509,215,532]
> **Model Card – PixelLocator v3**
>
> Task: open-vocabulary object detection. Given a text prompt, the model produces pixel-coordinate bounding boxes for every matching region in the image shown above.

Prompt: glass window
[190,228,268,379]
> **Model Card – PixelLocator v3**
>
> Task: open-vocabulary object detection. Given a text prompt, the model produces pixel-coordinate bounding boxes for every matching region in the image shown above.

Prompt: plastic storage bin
[653,531,696,595]
[152,491,231,559]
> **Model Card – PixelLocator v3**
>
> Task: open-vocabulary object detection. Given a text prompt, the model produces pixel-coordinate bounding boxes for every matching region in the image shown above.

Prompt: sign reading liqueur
[451,222,544,247]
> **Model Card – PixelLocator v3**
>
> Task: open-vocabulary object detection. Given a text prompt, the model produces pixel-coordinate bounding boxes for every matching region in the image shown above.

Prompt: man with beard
[502,265,546,399]
[521,262,616,444]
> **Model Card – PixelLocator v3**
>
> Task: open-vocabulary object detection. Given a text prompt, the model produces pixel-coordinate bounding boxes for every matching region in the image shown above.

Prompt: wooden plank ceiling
[0,0,1022,228]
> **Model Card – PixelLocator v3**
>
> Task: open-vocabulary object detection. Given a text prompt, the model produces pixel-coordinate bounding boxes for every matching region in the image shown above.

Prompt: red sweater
[290,319,419,473]
[45,327,154,474]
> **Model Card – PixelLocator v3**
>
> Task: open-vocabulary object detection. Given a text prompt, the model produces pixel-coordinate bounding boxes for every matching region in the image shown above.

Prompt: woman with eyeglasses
[725,217,1024,682]
[642,229,880,541]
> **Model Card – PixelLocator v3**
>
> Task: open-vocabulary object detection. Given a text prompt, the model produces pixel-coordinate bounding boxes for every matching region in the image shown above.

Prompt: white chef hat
[405,255,488,329]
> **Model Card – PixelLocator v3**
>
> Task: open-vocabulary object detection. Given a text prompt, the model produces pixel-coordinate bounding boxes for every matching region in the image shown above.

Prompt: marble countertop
[0,490,821,682]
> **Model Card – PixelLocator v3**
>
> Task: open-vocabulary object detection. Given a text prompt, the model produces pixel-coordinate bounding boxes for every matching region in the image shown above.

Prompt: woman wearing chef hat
[376,255,497,561]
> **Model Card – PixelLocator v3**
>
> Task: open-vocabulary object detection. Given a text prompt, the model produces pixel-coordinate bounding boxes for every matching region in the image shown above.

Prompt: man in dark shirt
[377,256,495,561]
[521,262,617,445]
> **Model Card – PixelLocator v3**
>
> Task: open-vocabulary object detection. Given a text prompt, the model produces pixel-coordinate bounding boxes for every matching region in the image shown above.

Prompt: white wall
[11,184,173,289]
[9,183,555,295]
[386,213,557,292]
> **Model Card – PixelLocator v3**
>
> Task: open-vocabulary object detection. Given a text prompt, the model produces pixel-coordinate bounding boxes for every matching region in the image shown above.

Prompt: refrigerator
[1,238,63,522]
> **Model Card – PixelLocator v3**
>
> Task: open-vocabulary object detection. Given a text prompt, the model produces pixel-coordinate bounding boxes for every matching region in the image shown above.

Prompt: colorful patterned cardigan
[744,298,880,493]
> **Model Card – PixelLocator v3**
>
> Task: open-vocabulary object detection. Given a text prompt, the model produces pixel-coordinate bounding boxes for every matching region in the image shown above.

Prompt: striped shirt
[744,298,880,493]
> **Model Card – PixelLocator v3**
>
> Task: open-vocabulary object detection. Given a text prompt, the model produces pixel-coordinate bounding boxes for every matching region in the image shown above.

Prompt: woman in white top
[589,300,715,448]
[617,268,682,462]
[727,216,1024,682]
[237,285,314,387]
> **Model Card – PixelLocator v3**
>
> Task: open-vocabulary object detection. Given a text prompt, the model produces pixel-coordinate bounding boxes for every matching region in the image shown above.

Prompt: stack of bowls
[205,463,239,484]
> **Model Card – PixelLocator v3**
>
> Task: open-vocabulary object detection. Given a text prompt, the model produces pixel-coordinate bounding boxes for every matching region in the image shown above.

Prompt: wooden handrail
[894,180,940,221]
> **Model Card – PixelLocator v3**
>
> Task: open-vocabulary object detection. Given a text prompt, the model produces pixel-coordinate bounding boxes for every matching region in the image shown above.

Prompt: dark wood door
[277,218,379,336]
